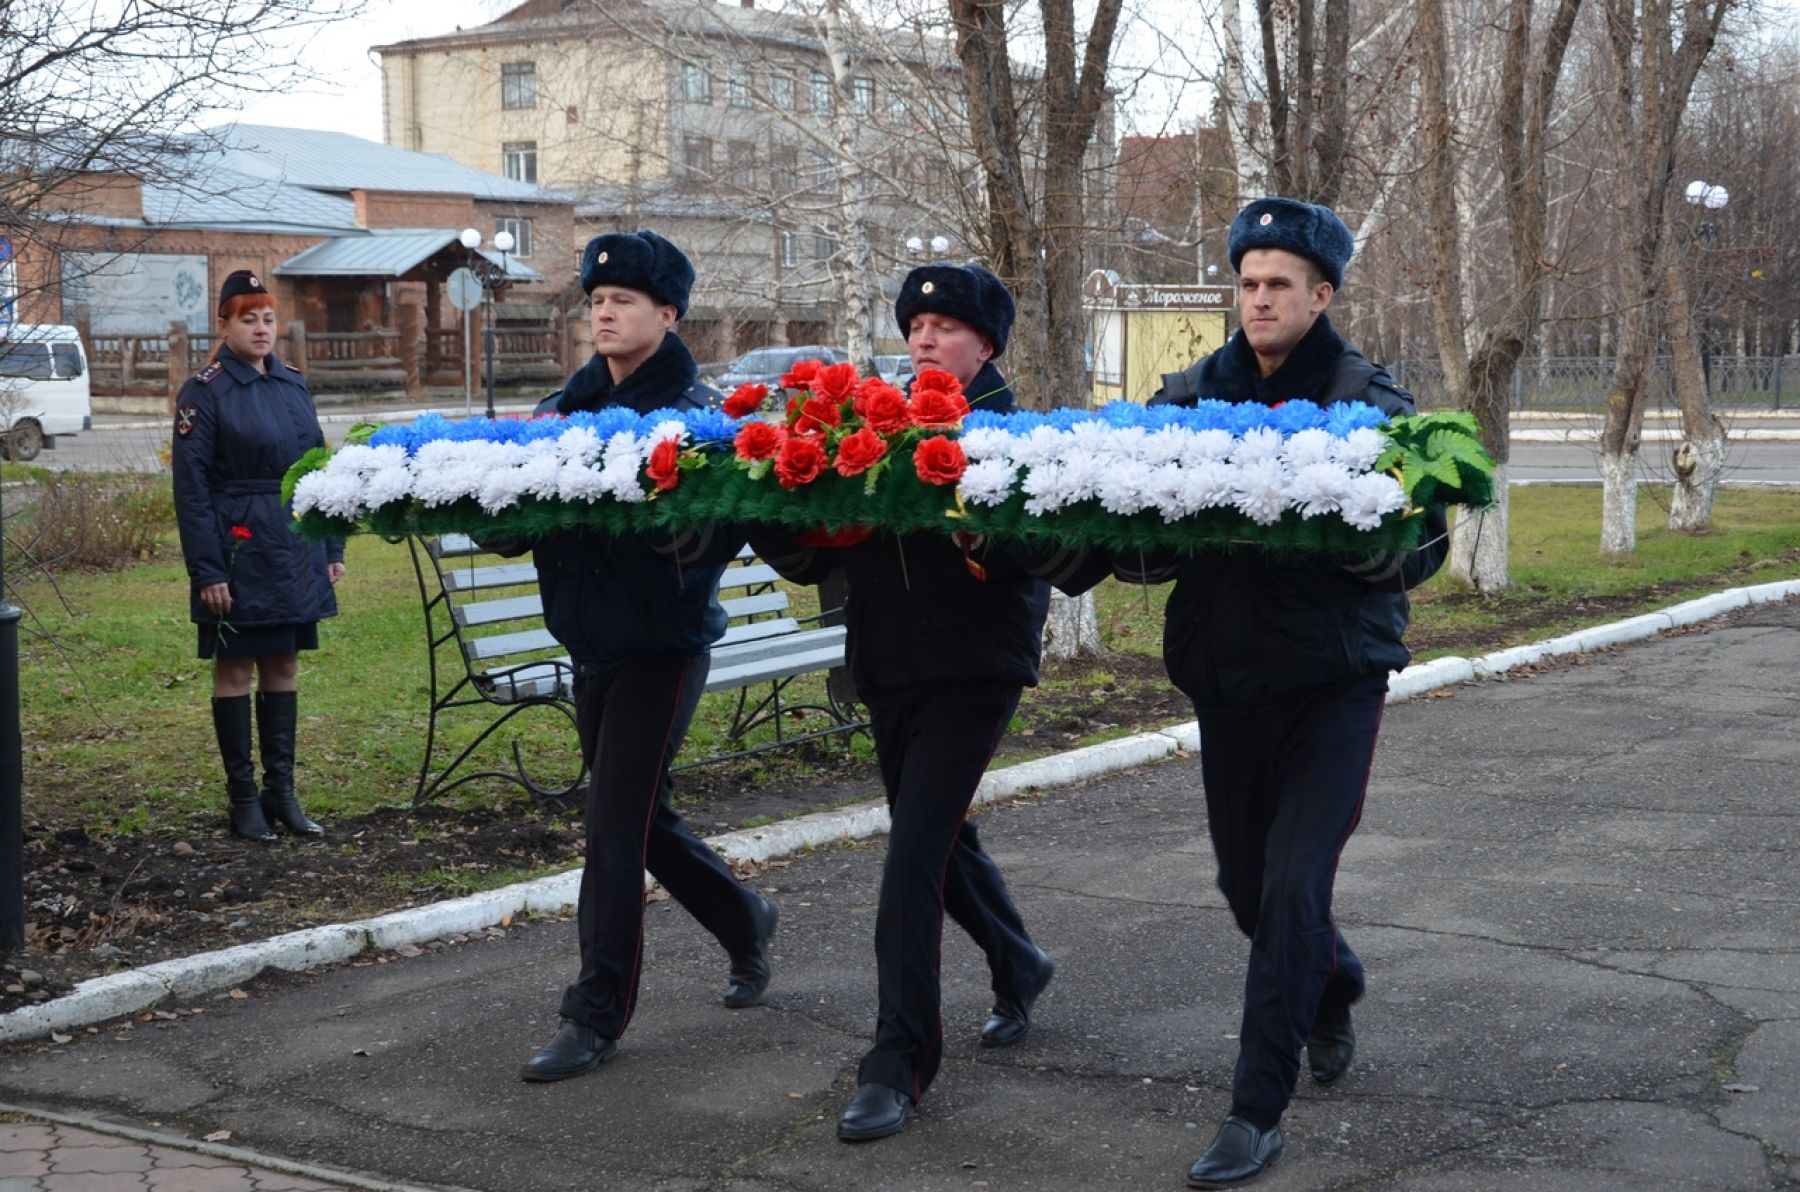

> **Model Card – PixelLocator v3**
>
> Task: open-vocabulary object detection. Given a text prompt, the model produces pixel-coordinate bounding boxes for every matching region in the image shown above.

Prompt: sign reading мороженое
[1106,284,1234,311]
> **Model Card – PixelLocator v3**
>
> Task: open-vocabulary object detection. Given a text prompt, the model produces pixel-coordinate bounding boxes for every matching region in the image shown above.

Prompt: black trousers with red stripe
[558,652,763,1038]
[857,680,1050,1101]
[1194,673,1387,1121]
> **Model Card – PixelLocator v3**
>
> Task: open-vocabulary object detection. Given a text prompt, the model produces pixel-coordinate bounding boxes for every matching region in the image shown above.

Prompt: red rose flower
[733,420,785,461]
[811,361,859,404]
[723,383,768,418]
[795,393,844,435]
[912,435,967,486]
[833,426,889,478]
[910,367,962,396]
[785,394,805,425]
[853,379,911,434]
[909,385,970,430]
[780,358,824,389]
[646,437,682,491]
[230,524,253,541]
[774,433,828,488]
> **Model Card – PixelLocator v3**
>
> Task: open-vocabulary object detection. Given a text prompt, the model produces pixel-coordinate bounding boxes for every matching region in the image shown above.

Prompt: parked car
[873,354,915,387]
[714,344,848,394]
[0,324,91,461]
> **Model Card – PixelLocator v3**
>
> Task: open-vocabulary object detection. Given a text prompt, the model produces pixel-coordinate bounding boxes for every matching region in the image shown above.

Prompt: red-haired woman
[171,270,344,842]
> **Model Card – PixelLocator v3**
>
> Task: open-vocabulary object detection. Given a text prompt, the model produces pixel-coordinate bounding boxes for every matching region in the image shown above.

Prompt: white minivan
[0,324,91,461]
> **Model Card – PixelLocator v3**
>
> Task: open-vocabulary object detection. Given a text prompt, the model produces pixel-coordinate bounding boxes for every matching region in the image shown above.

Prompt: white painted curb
[5,578,1797,1043]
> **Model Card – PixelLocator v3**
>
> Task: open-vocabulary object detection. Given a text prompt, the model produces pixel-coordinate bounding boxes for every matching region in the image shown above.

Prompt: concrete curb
[5,577,1798,1044]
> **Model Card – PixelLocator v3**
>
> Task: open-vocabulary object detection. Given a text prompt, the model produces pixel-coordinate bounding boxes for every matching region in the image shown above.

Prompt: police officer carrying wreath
[513,230,779,1082]
[752,263,1064,1142]
[1138,199,1448,1187]
[172,269,343,843]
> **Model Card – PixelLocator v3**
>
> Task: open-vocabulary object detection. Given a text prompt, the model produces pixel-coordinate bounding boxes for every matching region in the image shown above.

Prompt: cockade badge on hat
[921,281,935,294]
[597,251,609,264]
[1259,213,1273,226]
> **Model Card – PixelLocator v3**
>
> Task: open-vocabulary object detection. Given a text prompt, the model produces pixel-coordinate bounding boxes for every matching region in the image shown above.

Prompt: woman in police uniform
[172,270,344,842]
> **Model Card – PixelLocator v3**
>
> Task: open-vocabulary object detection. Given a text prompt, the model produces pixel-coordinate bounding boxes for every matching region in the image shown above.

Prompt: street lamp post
[1683,180,1729,391]
[459,228,514,420]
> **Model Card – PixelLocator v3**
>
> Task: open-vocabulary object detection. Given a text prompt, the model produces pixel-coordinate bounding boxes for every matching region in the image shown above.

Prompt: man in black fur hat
[513,230,778,1083]
[1138,198,1448,1186]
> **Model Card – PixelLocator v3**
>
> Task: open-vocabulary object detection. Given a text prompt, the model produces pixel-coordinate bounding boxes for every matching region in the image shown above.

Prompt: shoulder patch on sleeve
[193,362,223,384]
[175,404,200,437]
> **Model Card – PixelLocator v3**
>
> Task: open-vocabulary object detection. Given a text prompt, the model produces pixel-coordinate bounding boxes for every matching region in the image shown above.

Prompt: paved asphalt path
[0,604,1794,1190]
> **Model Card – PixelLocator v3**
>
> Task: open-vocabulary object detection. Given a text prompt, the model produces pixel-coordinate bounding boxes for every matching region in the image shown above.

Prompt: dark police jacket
[749,362,1052,696]
[1149,315,1448,711]
[526,332,743,678]
[171,346,342,628]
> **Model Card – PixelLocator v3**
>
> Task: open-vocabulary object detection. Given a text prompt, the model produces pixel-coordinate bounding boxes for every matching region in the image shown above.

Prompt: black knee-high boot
[213,696,275,843]
[256,690,324,836]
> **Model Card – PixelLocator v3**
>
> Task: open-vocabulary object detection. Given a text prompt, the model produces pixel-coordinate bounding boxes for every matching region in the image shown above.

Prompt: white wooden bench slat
[440,562,539,593]
[707,641,850,691]
[718,563,781,590]
[455,589,790,632]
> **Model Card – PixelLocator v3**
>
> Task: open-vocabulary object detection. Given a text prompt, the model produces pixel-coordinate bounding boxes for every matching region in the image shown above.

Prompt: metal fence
[1386,355,1795,413]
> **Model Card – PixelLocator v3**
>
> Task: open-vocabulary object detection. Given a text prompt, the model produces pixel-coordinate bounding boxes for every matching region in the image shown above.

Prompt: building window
[682,134,713,177]
[496,216,534,258]
[779,231,798,268]
[771,145,798,193]
[727,73,753,108]
[810,71,833,115]
[501,62,537,110]
[888,91,908,123]
[851,76,875,116]
[502,141,537,183]
[727,140,757,190]
[770,74,795,110]
[806,150,832,192]
[683,63,712,103]
[813,233,836,261]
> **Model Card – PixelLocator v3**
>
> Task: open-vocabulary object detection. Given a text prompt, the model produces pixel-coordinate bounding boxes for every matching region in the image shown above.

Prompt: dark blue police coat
[171,345,342,628]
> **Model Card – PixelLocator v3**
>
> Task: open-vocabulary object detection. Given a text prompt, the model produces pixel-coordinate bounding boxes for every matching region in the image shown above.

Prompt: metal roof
[142,162,362,234]
[194,124,572,204]
[273,229,545,281]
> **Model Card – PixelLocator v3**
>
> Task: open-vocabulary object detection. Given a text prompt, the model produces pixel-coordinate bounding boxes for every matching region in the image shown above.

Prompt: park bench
[405,533,861,807]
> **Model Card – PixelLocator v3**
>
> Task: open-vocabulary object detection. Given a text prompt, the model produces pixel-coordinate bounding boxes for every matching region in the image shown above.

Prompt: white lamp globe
[494,230,516,253]
[1684,180,1708,204]
[930,234,950,254]
[459,228,482,249]
[1703,185,1729,210]
[905,236,923,253]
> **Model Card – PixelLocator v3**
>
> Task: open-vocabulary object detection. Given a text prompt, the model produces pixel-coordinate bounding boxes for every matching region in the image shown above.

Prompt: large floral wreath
[285,359,1493,558]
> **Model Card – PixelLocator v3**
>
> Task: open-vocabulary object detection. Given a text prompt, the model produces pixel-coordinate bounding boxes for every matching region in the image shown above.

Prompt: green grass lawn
[9,484,1798,837]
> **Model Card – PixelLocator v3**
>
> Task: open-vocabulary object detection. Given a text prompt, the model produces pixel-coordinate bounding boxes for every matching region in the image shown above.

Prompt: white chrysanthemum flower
[1021,461,1067,515]
[1332,426,1389,473]
[310,471,370,520]
[557,459,608,503]
[1231,426,1286,465]
[1290,461,1353,519]
[1055,452,1106,505]
[556,425,604,465]
[515,449,562,501]
[1009,425,1067,468]
[958,428,1014,462]
[1339,472,1407,530]
[364,465,413,508]
[1095,462,1154,515]
[1282,428,1337,469]
[1099,426,1148,463]
[1143,462,1187,521]
[959,458,1019,505]
[1232,456,1292,525]
[601,432,646,473]
[1176,458,1237,513]
[1141,428,1191,467]
[290,471,331,517]
[1189,428,1236,461]
[1064,420,1113,455]
[650,419,688,446]
[600,459,648,503]
[412,441,489,506]
[478,465,530,514]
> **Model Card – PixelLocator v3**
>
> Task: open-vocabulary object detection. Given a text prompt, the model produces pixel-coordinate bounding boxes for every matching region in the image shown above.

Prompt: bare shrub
[3,471,174,573]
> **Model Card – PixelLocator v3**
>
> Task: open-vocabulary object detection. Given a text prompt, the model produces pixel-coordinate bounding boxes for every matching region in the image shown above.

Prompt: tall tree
[1594,0,1733,553]
[1418,0,1583,591]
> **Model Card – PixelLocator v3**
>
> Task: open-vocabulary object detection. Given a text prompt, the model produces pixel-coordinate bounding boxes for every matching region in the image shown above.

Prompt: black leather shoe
[1308,1000,1356,1085]
[724,897,778,1009]
[518,1020,617,1083]
[980,949,1055,1048]
[1186,1115,1284,1188]
[836,1082,914,1142]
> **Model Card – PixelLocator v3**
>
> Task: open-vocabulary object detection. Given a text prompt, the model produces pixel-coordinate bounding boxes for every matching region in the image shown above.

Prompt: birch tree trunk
[820,0,877,372]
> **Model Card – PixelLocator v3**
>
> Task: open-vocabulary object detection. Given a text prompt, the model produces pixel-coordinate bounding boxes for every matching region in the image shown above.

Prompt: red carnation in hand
[909,385,970,430]
[912,435,967,486]
[833,426,889,478]
[853,378,911,434]
[734,420,785,461]
[780,358,825,390]
[811,361,859,404]
[646,437,682,491]
[774,433,828,488]
[723,383,768,418]
[795,394,844,435]
[230,524,254,541]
